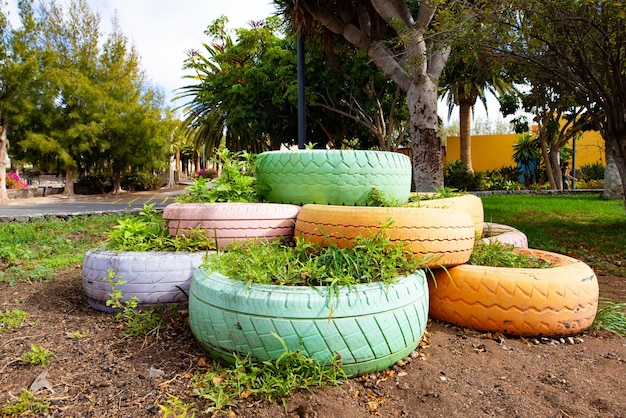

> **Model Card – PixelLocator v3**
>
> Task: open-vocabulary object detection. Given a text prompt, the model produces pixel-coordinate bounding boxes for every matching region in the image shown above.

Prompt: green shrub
[444,160,485,191]
[121,172,163,191]
[106,204,214,252]
[74,174,109,194]
[579,162,604,182]
[177,149,258,203]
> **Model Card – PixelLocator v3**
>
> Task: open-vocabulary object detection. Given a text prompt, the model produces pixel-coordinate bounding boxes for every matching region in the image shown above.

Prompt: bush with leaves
[205,222,426,288]
[6,170,28,189]
[176,148,258,203]
[579,162,604,182]
[444,160,486,191]
[105,204,214,252]
[121,172,163,191]
[74,174,109,194]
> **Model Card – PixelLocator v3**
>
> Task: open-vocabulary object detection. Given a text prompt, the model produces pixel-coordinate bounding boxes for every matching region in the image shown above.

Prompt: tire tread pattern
[189,267,429,377]
[295,205,475,267]
[255,150,411,206]
[82,248,208,312]
[429,248,599,336]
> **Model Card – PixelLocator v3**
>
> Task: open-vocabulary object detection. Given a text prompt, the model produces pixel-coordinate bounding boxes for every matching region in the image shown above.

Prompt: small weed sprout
[17,344,53,367]
[66,331,88,340]
[102,270,165,337]
[158,394,195,418]
[0,309,29,333]
[1,390,51,416]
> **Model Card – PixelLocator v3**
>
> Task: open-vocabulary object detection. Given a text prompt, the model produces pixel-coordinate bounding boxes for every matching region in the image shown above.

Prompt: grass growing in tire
[106,204,215,252]
[469,240,553,268]
[204,222,427,288]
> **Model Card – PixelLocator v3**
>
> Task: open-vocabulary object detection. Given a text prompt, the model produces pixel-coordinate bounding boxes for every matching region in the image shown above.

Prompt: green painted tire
[255,150,411,206]
[189,266,429,377]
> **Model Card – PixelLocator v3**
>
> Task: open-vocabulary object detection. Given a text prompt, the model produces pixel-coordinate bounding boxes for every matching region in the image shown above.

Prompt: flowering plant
[196,168,218,179]
[6,171,28,189]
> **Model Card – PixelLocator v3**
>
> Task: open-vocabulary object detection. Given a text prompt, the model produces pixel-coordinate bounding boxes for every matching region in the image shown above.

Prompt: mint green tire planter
[188,266,429,377]
[255,150,412,206]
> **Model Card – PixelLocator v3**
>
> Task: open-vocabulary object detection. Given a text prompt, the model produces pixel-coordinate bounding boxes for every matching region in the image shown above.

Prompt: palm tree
[440,39,514,173]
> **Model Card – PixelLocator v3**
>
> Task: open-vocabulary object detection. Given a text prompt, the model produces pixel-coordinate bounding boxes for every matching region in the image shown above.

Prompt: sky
[5,0,518,129]
[6,0,279,106]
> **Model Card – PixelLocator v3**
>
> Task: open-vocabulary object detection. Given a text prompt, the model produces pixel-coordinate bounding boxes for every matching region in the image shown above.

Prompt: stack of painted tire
[189,150,478,377]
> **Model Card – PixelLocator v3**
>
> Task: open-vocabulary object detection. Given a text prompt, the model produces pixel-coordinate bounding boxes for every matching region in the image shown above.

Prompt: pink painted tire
[481,222,528,248]
[163,202,301,250]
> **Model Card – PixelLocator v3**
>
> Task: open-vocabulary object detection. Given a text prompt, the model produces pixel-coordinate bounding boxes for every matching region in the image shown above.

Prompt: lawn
[481,193,626,276]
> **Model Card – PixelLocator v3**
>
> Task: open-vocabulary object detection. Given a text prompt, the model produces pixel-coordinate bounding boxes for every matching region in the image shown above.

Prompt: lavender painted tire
[163,202,301,250]
[482,222,529,248]
[82,248,210,312]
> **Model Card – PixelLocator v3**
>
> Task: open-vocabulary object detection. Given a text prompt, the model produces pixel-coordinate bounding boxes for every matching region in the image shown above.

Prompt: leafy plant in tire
[192,345,345,415]
[469,241,553,268]
[105,204,214,251]
[205,222,427,288]
[176,148,258,203]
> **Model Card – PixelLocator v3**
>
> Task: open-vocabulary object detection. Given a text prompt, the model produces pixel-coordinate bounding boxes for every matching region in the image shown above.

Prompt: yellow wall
[444,131,606,172]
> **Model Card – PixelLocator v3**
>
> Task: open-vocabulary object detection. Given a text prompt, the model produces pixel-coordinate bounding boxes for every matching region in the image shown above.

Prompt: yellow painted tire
[406,193,484,237]
[429,248,599,337]
[295,204,475,268]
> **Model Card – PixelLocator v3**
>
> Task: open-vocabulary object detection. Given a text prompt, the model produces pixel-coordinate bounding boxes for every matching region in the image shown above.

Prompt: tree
[179,16,409,154]
[0,0,41,201]
[28,0,104,195]
[440,36,513,173]
[501,84,599,190]
[98,17,169,193]
[276,0,473,191]
[491,0,626,200]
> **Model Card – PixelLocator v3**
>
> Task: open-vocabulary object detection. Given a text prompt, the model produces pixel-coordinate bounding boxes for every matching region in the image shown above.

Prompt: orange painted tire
[406,193,484,237]
[163,202,301,250]
[429,248,599,336]
[295,204,475,268]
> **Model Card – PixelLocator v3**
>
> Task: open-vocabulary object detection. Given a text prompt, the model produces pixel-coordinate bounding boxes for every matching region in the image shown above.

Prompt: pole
[571,136,577,189]
[297,32,306,149]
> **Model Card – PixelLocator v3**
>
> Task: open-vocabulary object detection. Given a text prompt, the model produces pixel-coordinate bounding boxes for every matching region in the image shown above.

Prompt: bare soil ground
[1,265,625,418]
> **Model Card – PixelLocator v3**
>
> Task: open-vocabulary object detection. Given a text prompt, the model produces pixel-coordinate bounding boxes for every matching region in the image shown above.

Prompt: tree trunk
[602,145,625,201]
[166,154,176,188]
[407,81,443,192]
[547,143,560,190]
[64,165,75,196]
[0,122,9,201]
[112,168,122,194]
[459,101,473,173]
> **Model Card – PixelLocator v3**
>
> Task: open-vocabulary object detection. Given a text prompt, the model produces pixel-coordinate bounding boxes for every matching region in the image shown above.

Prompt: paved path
[0,186,187,221]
